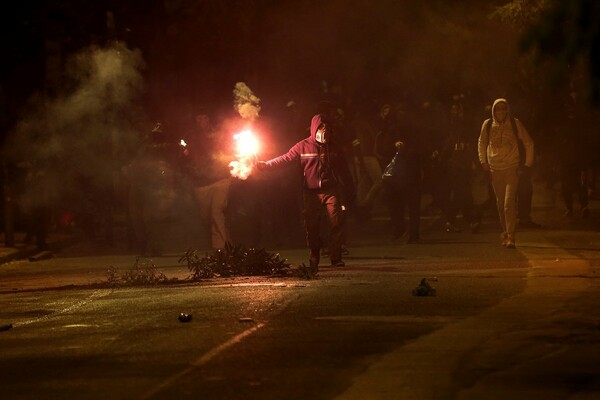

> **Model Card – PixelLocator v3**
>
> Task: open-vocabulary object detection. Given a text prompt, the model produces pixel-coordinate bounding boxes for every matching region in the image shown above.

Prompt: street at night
[1,185,599,399]
[2,1,600,399]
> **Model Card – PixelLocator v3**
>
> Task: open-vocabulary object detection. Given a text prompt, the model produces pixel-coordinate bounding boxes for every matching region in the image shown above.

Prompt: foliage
[106,257,169,286]
[179,242,291,281]
[520,0,600,103]
[490,0,549,28]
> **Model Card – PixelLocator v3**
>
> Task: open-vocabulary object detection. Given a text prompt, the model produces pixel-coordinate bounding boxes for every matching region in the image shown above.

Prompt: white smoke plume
[2,41,145,208]
[230,82,261,180]
[233,82,261,121]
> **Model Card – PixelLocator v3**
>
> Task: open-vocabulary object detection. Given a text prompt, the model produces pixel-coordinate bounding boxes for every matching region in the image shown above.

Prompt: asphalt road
[1,188,599,399]
[0,231,532,399]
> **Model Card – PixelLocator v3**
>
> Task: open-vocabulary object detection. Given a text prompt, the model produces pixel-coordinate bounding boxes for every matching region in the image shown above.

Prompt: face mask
[315,126,329,144]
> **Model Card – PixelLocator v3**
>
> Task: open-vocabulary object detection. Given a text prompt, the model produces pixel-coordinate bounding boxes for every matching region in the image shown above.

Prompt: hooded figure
[478,99,534,171]
[258,114,355,268]
[478,98,534,248]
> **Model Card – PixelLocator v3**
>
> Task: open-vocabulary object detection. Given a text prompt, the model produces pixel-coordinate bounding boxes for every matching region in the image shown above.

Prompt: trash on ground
[412,278,437,296]
[28,251,54,262]
[178,313,192,323]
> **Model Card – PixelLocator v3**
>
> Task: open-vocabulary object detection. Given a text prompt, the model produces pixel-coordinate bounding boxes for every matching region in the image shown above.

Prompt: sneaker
[331,260,345,267]
[445,222,461,232]
[505,234,516,249]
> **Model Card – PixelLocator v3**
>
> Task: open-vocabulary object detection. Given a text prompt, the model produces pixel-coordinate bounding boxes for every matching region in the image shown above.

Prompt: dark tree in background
[520,0,600,105]
[3,0,600,136]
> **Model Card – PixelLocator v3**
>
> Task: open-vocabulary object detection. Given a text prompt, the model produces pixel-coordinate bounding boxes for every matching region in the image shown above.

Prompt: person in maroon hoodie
[258,114,355,269]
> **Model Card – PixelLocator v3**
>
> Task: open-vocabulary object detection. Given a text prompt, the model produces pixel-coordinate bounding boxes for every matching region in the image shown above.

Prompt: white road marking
[11,289,112,328]
[141,323,266,399]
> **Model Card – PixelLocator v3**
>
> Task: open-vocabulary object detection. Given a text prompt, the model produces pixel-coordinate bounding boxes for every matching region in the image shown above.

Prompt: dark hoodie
[263,114,354,193]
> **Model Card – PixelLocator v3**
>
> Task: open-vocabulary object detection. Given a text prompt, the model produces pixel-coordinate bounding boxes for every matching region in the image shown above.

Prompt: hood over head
[310,114,329,141]
[491,98,510,123]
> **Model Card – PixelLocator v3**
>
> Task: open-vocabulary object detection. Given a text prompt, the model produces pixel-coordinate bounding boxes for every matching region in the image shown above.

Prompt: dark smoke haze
[3,42,145,206]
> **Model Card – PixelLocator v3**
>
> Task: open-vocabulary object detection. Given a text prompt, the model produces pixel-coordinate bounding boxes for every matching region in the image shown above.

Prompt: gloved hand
[256,160,267,171]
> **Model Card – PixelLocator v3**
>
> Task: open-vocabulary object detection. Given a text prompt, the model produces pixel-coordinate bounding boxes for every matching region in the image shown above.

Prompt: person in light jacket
[478,98,534,248]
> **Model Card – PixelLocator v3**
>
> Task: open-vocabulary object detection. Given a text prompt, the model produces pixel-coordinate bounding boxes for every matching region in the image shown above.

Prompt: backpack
[483,117,525,166]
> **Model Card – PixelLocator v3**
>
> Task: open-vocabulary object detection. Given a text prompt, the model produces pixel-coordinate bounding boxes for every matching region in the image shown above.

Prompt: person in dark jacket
[376,106,423,243]
[258,114,355,269]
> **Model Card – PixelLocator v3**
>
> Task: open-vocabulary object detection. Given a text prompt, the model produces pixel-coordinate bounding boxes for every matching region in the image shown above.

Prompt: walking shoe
[341,245,350,255]
[331,260,345,267]
[445,222,461,232]
[505,234,516,249]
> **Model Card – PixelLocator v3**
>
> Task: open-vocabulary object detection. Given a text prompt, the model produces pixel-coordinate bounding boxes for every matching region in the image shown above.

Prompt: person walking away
[257,114,354,270]
[478,98,534,248]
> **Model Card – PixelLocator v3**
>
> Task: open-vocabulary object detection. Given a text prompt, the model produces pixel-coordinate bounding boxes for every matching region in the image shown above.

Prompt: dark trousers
[517,170,533,221]
[304,189,344,263]
[384,182,421,240]
[440,171,475,224]
[561,166,588,212]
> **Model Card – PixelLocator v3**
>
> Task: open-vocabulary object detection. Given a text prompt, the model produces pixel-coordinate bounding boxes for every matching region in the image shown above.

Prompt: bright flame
[180,139,187,147]
[234,130,259,157]
[229,129,259,180]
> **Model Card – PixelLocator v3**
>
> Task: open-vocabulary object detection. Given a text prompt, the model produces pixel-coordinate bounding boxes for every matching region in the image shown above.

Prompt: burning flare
[229,129,259,180]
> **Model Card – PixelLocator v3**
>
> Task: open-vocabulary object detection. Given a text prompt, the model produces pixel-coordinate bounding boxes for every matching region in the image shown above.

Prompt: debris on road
[296,262,318,280]
[412,278,437,296]
[178,313,193,322]
[28,251,54,262]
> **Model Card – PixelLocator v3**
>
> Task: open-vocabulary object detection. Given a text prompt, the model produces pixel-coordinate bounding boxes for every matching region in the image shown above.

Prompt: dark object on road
[412,278,437,296]
[297,262,318,280]
[178,313,192,322]
[0,324,13,332]
[28,251,54,262]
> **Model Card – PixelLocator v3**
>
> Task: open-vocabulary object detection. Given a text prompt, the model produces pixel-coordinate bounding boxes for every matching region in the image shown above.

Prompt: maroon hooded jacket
[264,114,354,196]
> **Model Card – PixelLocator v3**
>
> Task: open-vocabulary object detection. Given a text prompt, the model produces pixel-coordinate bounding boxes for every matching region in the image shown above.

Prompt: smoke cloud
[233,82,261,121]
[2,41,145,210]
[229,82,261,180]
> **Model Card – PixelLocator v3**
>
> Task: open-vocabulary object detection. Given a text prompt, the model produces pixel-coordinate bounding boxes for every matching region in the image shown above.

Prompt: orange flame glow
[229,129,259,180]
[234,129,259,157]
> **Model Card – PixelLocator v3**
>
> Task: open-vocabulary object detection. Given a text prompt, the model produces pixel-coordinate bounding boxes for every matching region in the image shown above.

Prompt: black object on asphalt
[412,278,437,296]
[178,313,192,322]
[0,324,14,332]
